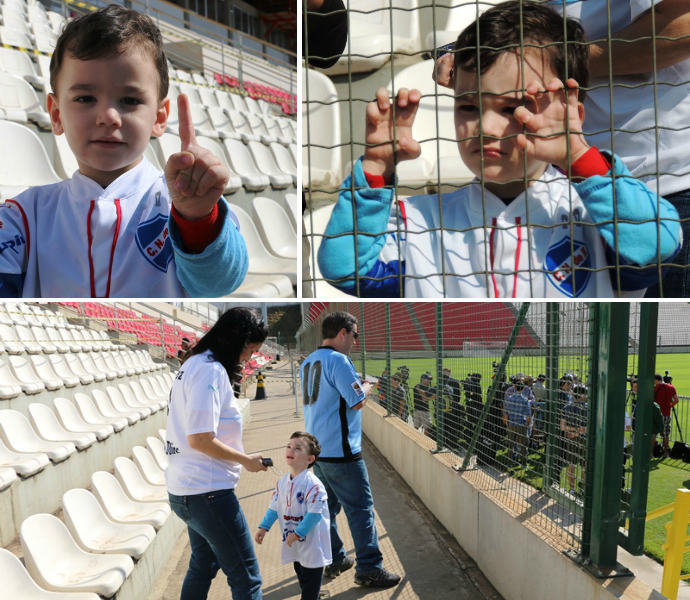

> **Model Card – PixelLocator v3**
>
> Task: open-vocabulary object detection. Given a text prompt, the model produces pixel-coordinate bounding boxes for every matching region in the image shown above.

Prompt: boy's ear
[307,454,316,466]
[151,97,170,138]
[46,93,64,136]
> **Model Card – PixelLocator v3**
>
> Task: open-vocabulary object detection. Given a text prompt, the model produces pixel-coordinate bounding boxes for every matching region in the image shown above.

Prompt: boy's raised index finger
[177,93,197,151]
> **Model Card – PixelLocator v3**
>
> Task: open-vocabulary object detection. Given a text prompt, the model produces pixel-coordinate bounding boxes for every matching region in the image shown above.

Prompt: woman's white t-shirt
[165,350,244,495]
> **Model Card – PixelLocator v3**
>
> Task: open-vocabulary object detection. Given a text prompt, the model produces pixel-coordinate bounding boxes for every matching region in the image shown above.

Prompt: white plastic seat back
[0,410,75,461]
[246,113,275,143]
[148,374,166,396]
[246,141,292,188]
[0,72,51,127]
[100,352,128,377]
[253,197,298,258]
[0,435,48,476]
[146,436,169,470]
[193,134,243,193]
[29,325,58,353]
[132,445,166,485]
[88,353,117,379]
[0,26,33,51]
[28,403,96,450]
[91,471,170,528]
[8,355,49,392]
[425,0,506,50]
[281,192,299,231]
[244,96,262,116]
[0,46,39,80]
[73,392,127,431]
[117,351,141,373]
[197,86,219,107]
[67,353,103,381]
[214,89,234,112]
[0,359,23,398]
[270,142,297,185]
[0,323,24,353]
[141,376,166,400]
[221,138,271,191]
[387,59,474,188]
[0,548,101,600]
[229,92,249,113]
[106,385,152,418]
[47,354,89,386]
[155,373,172,392]
[13,324,40,353]
[0,465,17,490]
[44,326,70,353]
[63,488,156,559]
[205,106,241,140]
[92,389,140,424]
[263,116,290,145]
[52,397,113,440]
[105,351,133,375]
[58,328,85,352]
[226,108,260,141]
[302,69,342,190]
[120,381,162,411]
[27,354,65,390]
[114,456,167,503]
[20,513,134,598]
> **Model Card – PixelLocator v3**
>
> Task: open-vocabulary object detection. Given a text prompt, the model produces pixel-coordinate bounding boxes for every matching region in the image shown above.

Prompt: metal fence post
[661,488,690,600]
[543,303,560,489]
[435,302,444,452]
[360,302,366,380]
[588,302,630,574]
[385,304,392,417]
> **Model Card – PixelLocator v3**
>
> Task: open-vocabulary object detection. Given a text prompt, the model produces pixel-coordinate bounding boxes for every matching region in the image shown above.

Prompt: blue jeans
[313,459,383,574]
[293,563,323,600]
[645,187,690,298]
[169,488,262,600]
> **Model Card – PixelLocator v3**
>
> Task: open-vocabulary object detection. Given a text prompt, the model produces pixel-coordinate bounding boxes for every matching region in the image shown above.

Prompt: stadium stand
[0,0,297,297]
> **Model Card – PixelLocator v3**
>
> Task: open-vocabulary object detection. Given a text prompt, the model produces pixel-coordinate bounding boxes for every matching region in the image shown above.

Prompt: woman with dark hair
[166,307,269,600]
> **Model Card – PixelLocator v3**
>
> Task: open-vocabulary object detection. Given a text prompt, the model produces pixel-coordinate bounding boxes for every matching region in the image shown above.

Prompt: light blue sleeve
[327,354,366,408]
[169,198,248,297]
[574,153,682,266]
[317,158,405,296]
[259,508,278,531]
[295,512,322,540]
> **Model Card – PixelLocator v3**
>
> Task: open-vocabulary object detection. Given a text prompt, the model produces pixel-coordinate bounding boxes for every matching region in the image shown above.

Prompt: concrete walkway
[149,361,501,600]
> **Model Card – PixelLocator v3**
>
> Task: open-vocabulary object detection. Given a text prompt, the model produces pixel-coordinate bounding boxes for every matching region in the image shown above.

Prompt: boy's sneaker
[324,555,354,578]
[354,568,401,588]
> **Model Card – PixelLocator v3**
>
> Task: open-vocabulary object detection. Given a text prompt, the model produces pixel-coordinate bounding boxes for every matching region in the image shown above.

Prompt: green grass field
[353,352,690,571]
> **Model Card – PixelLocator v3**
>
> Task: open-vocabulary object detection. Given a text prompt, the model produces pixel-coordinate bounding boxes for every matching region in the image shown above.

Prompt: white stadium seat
[106,385,152,419]
[9,354,57,391]
[252,196,298,258]
[0,548,100,600]
[0,434,48,476]
[132,445,166,486]
[246,141,292,189]
[138,377,167,405]
[114,456,168,503]
[146,436,169,471]
[0,121,61,200]
[47,354,88,386]
[86,353,117,380]
[281,193,299,231]
[0,47,45,89]
[270,142,297,186]
[221,138,271,191]
[226,109,261,142]
[52,397,114,441]
[13,325,41,354]
[0,323,24,354]
[105,351,134,376]
[30,325,59,354]
[66,352,103,382]
[21,513,134,598]
[302,69,342,190]
[63,488,156,560]
[0,465,17,490]
[59,328,89,353]
[92,471,170,529]
[92,389,141,425]
[0,410,75,462]
[0,71,51,128]
[27,403,96,450]
[73,393,128,432]
[31,353,78,386]
[120,382,164,412]
[43,326,71,353]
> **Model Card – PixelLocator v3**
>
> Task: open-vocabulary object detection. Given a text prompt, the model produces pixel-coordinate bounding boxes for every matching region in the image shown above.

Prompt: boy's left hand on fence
[164,93,230,220]
[513,78,590,171]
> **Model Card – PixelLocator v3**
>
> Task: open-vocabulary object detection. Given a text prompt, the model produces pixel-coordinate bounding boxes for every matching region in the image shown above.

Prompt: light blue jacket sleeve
[317,157,404,297]
[574,153,682,266]
[295,512,322,540]
[259,508,278,531]
[169,198,248,297]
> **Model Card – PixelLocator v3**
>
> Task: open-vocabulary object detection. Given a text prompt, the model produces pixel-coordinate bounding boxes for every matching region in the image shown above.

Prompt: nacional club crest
[135,213,173,272]
[543,236,591,297]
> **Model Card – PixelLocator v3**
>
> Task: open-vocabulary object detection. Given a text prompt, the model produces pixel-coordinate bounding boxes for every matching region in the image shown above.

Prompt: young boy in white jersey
[255,431,331,600]
[0,5,247,297]
[317,1,682,298]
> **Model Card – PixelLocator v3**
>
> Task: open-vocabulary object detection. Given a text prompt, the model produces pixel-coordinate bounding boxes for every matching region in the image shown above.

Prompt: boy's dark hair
[50,4,169,101]
[453,1,589,102]
[291,431,321,467]
[322,311,357,340]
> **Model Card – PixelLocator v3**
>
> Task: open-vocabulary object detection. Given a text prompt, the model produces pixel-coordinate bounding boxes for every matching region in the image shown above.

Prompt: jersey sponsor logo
[0,234,25,255]
[351,381,364,397]
[135,213,174,273]
[544,236,592,297]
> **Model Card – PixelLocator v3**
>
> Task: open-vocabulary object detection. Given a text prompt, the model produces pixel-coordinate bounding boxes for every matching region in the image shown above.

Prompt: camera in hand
[262,458,273,467]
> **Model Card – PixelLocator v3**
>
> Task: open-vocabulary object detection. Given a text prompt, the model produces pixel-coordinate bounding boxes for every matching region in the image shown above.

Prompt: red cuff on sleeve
[170,203,221,254]
[364,171,392,188]
[570,147,612,180]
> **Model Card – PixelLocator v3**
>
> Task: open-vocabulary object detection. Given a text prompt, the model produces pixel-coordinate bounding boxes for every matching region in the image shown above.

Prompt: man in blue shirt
[300,311,401,588]
[503,381,532,467]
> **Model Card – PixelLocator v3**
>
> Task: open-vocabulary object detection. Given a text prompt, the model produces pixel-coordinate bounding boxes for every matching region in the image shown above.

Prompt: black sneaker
[354,568,401,588]
[324,555,354,578]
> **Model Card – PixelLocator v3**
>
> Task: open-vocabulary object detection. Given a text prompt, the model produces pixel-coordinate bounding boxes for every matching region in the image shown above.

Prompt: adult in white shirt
[433,0,690,297]
[166,307,269,600]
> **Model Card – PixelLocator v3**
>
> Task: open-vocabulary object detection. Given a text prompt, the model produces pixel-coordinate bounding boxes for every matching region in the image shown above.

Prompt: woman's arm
[188,432,267,472]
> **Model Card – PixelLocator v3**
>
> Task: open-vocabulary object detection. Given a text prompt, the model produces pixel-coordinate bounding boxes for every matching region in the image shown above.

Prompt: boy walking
[255,432,332,600]
[0,5,248,297]
[317,1,681,298]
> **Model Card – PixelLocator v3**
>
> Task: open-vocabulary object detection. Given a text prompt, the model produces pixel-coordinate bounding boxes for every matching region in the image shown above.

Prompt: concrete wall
[361,403,664,600]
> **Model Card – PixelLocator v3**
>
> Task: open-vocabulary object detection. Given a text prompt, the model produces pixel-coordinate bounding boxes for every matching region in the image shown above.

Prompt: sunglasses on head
[352,331,359,339]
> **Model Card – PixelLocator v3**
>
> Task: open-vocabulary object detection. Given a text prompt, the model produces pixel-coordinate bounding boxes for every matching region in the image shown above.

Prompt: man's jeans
[645,187,690,298]
[314,458,383,574]
[169,488,262,600]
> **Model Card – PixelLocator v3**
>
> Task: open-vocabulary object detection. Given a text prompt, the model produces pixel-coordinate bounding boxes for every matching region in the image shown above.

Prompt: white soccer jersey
[552,0,690,195]
[0,157,242,297]
[378,166,645,298]
[268,469,332,569]
[165,350,244,495]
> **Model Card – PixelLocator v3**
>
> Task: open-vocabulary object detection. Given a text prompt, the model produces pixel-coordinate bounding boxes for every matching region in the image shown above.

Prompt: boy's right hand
[255,529,266,545]
[363,87,422,180]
